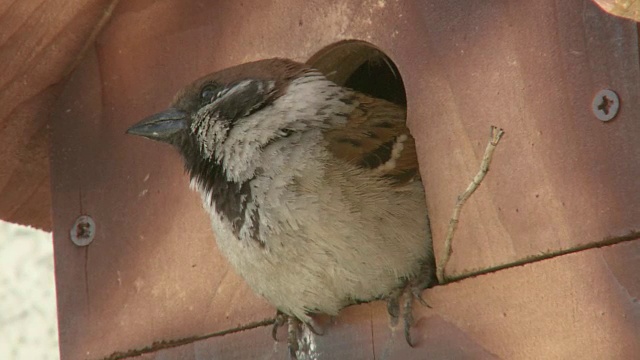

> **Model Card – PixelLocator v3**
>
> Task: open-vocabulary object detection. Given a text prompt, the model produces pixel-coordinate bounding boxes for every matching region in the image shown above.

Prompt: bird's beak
[126,108,188,143]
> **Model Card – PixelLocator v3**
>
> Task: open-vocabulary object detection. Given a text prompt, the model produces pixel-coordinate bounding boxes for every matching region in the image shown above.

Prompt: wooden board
[0,0,118,230]
[135,241,640,359]
[49,0,640,358]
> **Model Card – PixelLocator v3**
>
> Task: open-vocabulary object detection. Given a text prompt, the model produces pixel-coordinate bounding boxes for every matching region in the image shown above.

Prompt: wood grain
[48,0,640,358]
[0,0,118,230]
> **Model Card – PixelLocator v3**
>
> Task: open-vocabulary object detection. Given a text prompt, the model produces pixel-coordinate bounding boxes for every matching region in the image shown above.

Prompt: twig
[436,126,505,284]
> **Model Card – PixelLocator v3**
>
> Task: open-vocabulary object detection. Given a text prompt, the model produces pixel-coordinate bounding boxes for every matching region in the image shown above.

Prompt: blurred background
[0,220,59,359]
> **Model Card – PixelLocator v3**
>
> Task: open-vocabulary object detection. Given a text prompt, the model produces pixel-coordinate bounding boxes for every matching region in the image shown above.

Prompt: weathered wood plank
[130,241,640,359]
[49,0,640,358]
[0,0,119,230]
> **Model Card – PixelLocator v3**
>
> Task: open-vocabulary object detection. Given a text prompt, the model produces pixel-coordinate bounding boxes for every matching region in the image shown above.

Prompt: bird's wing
[325,93,420,186]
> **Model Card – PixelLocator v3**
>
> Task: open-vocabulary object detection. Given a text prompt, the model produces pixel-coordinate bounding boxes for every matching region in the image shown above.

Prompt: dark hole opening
[307,40,406,107]
[343,56,406,106]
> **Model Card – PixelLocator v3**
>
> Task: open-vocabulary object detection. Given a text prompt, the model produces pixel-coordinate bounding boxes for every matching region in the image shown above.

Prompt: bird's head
[127,58,352,183]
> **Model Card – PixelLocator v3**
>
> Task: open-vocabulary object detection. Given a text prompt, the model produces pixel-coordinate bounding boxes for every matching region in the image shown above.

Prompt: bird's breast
[192,149,431,321]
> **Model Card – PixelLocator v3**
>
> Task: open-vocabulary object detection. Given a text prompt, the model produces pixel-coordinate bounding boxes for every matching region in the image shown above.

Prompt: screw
[592,89,619,122]
[70,215,95,246]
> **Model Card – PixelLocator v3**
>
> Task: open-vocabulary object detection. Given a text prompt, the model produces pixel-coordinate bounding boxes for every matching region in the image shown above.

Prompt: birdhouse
[3,0,639,358]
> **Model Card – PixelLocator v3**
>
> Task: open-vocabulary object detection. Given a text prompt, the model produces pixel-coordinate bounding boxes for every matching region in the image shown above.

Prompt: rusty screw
[70,215,95,246]
[592,89,619,122]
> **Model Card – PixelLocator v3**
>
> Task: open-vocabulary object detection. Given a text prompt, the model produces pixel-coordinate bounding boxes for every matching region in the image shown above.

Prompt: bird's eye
[200,84,221,103]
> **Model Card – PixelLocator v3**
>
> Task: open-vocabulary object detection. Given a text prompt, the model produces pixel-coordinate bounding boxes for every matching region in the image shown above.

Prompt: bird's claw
[272,310,287,341]
[271,310,322,359]
[386,276,434,347]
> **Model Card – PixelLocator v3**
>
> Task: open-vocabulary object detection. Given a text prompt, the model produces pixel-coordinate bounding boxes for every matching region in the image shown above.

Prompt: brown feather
[325,93,419,186]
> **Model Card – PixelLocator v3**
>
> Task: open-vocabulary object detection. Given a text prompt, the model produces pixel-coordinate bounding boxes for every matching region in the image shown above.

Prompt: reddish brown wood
[0,0,118,230]
[49,0,640,359]
[134,241,640,359]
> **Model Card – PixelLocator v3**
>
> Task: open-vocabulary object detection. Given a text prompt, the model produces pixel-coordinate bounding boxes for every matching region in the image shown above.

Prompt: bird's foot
[271,310,323,359]
[272,310,287,341]
[386,277,433,347]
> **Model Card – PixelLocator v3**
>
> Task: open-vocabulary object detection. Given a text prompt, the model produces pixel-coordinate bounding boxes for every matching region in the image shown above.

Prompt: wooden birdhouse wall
[33,0,640,358]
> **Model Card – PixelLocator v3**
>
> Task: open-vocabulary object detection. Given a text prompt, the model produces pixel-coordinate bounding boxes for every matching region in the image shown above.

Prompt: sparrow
[127,58,436,356]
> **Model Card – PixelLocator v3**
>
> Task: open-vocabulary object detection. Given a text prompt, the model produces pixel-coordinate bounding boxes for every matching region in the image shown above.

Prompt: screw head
[70,215,95,246]
[592,89,619,122]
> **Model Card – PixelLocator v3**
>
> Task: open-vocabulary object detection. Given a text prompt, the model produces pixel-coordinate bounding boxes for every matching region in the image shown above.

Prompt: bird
[126,58,436,357]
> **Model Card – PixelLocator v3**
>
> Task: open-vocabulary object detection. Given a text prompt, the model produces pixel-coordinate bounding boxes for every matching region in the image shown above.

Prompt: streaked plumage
[127,58,435,355]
